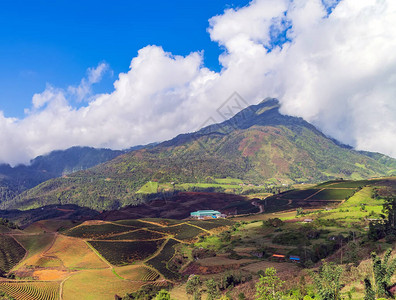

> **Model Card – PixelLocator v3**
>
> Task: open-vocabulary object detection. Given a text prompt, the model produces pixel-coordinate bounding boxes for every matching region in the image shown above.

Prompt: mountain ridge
[2,98,396,211]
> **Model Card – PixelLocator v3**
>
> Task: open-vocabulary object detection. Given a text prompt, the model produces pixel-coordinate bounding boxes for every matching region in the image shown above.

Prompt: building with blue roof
[190,210,222,219]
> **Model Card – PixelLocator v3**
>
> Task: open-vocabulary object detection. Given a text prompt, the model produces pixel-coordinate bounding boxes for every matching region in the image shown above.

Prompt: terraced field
[187,220,231,230]
[0,235,26,273]
[115,265,159,281]
[146,239,180,280]
[88,239,165,265]
[0,281,59,300]
[64,223,134,239]
[311,188,356,200]
[62,269,144,300]
[114,219,160,228]
[150,224,205,241]
[103,229,165,241]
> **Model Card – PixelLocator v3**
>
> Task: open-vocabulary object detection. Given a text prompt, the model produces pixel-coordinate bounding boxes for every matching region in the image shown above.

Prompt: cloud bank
[1,0,396,165]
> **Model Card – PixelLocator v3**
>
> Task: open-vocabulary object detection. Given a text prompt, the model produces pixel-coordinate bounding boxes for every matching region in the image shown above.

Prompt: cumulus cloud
[68,62,110,102]
[0,0,396,165]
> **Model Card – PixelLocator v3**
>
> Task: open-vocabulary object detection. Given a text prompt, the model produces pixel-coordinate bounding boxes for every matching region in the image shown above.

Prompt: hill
[3,98,396,211]
[0,146,125,203]
[1,178,395,299]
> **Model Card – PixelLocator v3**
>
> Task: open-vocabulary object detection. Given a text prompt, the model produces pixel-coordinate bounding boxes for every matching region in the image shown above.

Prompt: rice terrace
[1,177,396,299]
[1,1,396,298]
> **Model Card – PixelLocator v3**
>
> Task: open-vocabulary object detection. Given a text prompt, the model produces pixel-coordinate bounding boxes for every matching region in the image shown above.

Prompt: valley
[0,177,395,299]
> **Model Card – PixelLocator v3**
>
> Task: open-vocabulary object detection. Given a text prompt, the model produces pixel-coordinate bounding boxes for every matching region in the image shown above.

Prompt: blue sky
[0,0,249,118]
[0,0,395,165]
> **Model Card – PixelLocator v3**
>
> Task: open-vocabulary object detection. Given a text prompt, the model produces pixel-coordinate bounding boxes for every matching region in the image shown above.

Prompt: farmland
[0,235,26,273]
[146,239,180,280]
[102,229,166,241]
[64,222,134,239]
[114,265,159,281]
[0,177,395,299]
[150,224,206,241]
[0,281,60,300]
[62,269,144,300]
[88,239,165,265]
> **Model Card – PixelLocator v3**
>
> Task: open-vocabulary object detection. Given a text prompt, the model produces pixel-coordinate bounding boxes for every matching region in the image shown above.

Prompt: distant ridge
[2,98,396,211]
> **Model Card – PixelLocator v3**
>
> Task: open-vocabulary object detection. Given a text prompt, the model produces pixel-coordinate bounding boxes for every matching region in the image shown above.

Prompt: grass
[187,220,229,231]
[45,235,107,269]
[340,187,383,208]
[88,239,165,266]
[137,181,159,194]
[62,268,144,300]
[114,265,159,281]
[175,182,241,190]
[194,235,223,250]
[214,178,243,184]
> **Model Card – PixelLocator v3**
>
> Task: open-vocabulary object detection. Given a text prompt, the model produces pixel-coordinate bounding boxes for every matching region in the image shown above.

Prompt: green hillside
[0,146,125,205]
[3,99,396,211]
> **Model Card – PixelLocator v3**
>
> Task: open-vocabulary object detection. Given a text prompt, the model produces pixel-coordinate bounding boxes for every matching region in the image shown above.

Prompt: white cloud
[0,0,396,166]
[68,62,110,102]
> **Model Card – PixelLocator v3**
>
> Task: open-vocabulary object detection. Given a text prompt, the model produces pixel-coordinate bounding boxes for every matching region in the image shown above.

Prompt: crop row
[151,224,205,241]
[0,235,26,273]
[88,239,165,266]
[0,281,59,300]
[102,229,165,241]
[114,219,160,228]
[65,223,135,239]
[139,267,160,281]
[145,239,180,280]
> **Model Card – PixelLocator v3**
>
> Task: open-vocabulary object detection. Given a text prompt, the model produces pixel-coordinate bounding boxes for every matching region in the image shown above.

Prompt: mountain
[0,146,125,203]
[2,98,396,211]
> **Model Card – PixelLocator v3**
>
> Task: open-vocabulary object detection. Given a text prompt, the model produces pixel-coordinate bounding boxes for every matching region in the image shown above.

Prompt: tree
[255,267,284,300]
[296,207,304,216]
[383,196,396,230]
[206,279,220,300]
[310,262,343,300]
[186,275,202,300]
[364,278,375,300]
[155,289,173,300]
[365,249,396,298]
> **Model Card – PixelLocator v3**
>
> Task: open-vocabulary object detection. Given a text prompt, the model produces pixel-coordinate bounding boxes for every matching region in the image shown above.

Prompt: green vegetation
[255,267,284,300]
[137,181,159,194]
[65,223,134,239]
[0,235,26,274]
[88,239,165,266]
[187,220,230,230]
[146,239,180,280]
[312,189,356,200]
[310,262,343,300]
[114,219,161,228]
[3,100,396,211]
[152,224,206,241]
[0,177,395,299]
[103,229,166,241]
[365,249,396,299]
